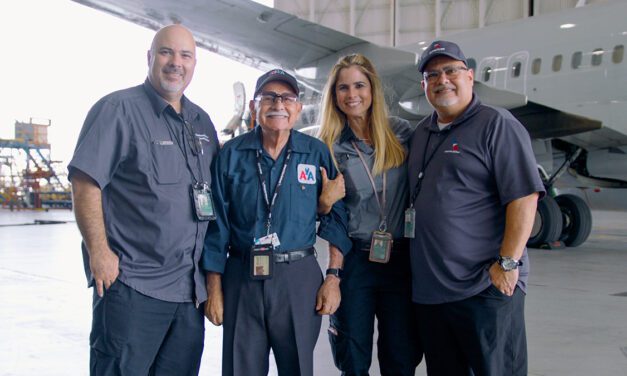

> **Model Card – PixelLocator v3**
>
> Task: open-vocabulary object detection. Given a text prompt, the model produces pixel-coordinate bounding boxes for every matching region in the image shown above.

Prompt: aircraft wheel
[555,194,592,247]
[528,195,562,248]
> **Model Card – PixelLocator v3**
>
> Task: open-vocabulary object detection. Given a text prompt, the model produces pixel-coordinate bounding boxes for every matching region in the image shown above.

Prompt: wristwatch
[325,268,343,279]
[498,256,523,271]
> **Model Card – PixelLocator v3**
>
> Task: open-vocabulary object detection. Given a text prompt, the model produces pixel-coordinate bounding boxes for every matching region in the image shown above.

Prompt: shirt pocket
[150,141,184,185]
[340,155,371,198]
[289,182,317,226]
[230,177,258,228]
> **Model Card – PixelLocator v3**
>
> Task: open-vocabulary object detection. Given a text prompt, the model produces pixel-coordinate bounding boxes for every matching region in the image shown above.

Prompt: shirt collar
[423,93,481,133]
[142,78,200,121]
[339,120,360,144]
[237,126,310,154]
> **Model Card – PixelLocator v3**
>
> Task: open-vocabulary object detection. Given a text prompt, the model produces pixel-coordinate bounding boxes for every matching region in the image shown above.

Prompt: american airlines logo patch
[297,164,317,184]
[444,138,461,154]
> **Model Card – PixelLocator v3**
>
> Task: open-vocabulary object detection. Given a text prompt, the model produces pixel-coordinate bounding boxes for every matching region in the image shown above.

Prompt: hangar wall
[274,0,609,47]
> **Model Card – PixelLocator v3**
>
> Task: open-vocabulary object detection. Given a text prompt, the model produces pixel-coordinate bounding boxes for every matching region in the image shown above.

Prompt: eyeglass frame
[255,91,300,105]
[422,65,470,83]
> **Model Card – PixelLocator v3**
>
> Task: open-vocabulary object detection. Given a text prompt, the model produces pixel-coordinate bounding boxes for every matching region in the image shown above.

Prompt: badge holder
[404,207,416,239]
[192,183,216,221]
[250,244,274,280]
[369,230,393,263]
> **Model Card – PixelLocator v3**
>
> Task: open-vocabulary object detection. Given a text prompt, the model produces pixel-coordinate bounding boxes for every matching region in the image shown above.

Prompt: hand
[318,167,345,214]
[89,246,119,297]
[205,273,224,326]
[316,276,341,315]
[489,262,519,296]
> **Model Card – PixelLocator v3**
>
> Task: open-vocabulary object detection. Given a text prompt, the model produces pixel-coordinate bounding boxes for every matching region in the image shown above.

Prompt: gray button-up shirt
[68,80,219,303]
[333,117,414,242]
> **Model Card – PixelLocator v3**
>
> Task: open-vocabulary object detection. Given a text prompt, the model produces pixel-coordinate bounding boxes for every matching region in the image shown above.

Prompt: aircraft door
[476,57,500,88]
[504,51,529,95]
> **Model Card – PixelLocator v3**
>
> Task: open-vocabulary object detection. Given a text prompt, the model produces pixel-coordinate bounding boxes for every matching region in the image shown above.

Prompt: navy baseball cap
[418,40,468,73]
[254,69,299,97]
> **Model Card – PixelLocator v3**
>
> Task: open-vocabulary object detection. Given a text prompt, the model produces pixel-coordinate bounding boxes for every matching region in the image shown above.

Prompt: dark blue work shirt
[201,127,351,274]
[68,80,219,304]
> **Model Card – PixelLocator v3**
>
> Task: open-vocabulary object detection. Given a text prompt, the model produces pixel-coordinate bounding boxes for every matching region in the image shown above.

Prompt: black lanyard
[351,141,388,231]
[163,112,205,184]
[409,125,459,206]
[256,146,292,236]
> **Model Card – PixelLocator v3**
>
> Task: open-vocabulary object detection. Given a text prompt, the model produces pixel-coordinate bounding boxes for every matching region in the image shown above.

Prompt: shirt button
[301,185,305,190]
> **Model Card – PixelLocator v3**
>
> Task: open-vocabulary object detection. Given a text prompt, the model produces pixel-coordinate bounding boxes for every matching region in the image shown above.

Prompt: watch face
[500,258,518,270]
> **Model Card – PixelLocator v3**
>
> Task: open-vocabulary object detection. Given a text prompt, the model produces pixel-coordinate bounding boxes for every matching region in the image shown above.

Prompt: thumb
[320,166,328,183]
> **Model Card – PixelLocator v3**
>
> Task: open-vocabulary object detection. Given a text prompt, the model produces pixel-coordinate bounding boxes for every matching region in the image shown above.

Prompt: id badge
[250,244,274,280]
[192,183,216,221]
[404,207,416,239]
[369,231,393,263]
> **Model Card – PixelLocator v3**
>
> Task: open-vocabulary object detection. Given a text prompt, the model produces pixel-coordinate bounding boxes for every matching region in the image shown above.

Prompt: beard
[159,66,186,94]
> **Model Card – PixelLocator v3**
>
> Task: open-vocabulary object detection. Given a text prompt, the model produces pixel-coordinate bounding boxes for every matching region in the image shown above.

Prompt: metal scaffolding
[0,119,71,210]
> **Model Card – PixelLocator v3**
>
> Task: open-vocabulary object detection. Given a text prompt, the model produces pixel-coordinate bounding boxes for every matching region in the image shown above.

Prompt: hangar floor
[1,209,626,375]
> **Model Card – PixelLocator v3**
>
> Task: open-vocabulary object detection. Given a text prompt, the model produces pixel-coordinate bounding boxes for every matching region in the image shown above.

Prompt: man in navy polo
[201,69,351,376]
[407,40,545,375]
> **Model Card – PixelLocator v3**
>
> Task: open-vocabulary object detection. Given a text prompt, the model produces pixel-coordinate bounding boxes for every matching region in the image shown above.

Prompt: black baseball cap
[254,69,299,97]
[418,40,468,73]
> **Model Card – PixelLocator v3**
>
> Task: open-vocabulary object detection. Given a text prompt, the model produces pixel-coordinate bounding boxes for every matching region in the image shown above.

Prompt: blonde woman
[318,54,422,375]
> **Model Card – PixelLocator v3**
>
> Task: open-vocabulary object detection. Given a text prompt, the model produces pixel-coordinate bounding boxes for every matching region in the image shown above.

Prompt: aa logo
[297,164,317,184]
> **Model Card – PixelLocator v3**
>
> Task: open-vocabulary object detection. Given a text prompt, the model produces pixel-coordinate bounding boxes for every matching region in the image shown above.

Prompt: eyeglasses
[423,66,469,83]
[255,91,299,105]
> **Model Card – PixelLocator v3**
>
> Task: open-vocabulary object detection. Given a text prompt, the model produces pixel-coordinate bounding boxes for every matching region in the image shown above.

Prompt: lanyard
[256,147,292,236]
[351,141,387,231]
[163,112,206,184]
[409,125,459,206]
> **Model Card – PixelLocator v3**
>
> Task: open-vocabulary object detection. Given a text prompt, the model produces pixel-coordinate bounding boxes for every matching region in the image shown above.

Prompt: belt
[229,246,316,264]
[352,238,409,252]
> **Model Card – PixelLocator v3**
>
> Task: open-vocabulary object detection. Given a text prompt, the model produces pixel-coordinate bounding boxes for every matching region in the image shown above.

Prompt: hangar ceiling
[274,0,609,47]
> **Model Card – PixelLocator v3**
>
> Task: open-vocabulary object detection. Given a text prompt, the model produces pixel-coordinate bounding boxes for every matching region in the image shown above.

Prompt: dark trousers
[329,243,422,376]
[89,280,205,376]
[415,285,527,376]
[221,254,323,376]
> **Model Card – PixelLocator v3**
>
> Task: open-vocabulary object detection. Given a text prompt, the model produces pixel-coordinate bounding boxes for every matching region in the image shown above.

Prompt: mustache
[163,66,184,75]
[433,84,456,93]
[265,111,289,117]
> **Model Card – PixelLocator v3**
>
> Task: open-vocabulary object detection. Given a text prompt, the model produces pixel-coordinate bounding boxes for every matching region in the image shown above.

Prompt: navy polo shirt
[201,127,352,274]
[408,95,545,304]
[68,79,219,303]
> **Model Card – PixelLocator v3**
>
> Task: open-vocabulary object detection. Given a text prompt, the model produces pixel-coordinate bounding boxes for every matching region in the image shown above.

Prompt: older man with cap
[406,40,545,375]
[201,69,351,376]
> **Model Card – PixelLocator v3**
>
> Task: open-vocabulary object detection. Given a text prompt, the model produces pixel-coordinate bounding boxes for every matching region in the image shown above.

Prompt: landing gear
[527,194,593,248]
[528,195,562,248]
[555,194,592,247]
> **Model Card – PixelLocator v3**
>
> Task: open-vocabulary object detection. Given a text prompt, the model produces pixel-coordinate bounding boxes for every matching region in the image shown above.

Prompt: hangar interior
[275,0,608,47]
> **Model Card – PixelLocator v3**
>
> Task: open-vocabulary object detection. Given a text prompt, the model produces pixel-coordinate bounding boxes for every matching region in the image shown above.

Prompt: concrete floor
[1,209,626,375]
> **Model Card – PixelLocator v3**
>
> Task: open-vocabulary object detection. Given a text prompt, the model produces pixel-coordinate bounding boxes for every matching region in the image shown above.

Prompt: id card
[404,207,416,239]
[192,183,216,221]
[250,244,274,280]
[369,231,393,263]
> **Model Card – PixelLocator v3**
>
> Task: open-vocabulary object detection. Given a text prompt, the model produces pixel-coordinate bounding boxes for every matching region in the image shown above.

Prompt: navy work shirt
[408,95,545,304]
[68,80,219,304]
[201,127,352,274]
[333,117,414,242]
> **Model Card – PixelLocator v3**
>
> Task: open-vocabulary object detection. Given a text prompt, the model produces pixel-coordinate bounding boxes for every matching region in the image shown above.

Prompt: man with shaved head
[69,24,219,375]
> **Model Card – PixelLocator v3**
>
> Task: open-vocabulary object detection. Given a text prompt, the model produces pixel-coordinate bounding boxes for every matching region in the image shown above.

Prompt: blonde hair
[318,54,405,175]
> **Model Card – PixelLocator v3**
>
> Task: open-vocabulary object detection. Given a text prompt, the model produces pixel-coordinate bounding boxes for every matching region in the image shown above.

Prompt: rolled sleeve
[201,153,230,274]
[317,149,352,254]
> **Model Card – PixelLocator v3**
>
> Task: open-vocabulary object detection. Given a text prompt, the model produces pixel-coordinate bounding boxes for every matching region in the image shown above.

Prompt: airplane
[71,0,627,249]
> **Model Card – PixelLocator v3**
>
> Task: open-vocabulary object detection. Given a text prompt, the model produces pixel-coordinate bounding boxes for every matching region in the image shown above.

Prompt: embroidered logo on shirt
[297,164,317,184]
[444,138,461,154]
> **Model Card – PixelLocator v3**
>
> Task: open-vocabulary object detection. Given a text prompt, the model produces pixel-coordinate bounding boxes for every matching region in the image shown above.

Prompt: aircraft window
[482,67,492,82]
[552,55,563,72]
[612,45,623,64]
[571,51,582,69]
[511,62,522,77]
[591,48,604,66]
[467,58,477,70]
[531,58,541,74]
